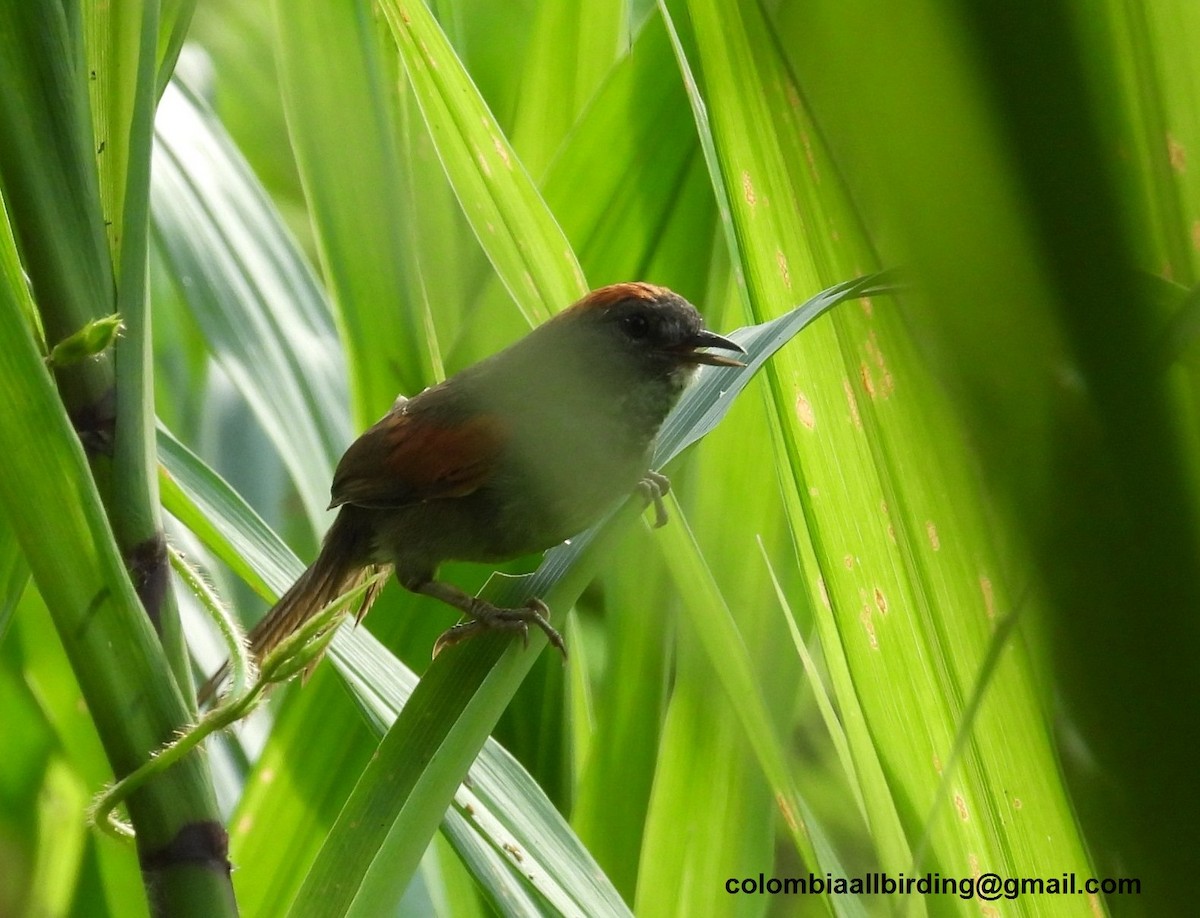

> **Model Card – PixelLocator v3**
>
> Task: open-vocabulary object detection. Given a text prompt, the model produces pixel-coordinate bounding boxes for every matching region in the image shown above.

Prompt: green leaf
[159,423,297,600]
[674,0,1097,912]
[0,477,29,647]
[541,12,714,294]
[273,0,440,418]
[508,0,628,179]
[151,75,351,527]
[378,0,587,325]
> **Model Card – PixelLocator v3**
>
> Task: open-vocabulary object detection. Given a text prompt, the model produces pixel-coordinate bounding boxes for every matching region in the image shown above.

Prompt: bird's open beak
[679,329,746,367]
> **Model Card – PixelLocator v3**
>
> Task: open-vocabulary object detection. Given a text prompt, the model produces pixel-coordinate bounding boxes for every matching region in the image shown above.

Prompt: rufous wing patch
[329,410,508,510]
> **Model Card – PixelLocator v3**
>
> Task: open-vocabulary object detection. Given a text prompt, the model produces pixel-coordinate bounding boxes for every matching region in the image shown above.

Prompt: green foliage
[2,0,1197,915]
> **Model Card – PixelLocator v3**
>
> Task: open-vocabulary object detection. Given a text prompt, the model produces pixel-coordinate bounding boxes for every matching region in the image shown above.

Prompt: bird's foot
[637,470,671,528]
[432,597,567,659]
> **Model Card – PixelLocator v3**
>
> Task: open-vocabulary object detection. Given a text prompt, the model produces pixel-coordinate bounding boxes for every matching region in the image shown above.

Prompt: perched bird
[198,283,743,703]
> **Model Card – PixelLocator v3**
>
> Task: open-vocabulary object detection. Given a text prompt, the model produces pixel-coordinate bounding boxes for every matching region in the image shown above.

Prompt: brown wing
[329,405,507,510]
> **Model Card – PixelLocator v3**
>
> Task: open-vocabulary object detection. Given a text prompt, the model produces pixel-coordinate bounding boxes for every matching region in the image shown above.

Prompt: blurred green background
[2,0,1197,915]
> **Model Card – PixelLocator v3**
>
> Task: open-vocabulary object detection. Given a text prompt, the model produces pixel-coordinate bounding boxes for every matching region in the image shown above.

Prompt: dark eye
[620,312,651,340]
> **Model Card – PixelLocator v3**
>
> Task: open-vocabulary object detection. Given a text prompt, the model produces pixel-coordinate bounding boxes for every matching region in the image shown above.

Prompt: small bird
[198,283,743,703]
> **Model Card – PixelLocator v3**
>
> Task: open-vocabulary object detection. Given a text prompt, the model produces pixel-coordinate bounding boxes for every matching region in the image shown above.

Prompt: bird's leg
[414,578,568,659]
[637,470,671,528]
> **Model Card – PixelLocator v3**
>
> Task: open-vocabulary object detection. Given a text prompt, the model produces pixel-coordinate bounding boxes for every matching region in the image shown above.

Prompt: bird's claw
[637,470,671,528]
[432,598,567,660]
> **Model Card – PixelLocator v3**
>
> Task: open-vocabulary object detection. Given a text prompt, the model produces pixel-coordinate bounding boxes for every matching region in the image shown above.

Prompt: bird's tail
[197,508,383,706]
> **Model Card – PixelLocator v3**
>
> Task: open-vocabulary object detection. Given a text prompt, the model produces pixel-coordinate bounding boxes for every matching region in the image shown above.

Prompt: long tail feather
[197,508,380,705]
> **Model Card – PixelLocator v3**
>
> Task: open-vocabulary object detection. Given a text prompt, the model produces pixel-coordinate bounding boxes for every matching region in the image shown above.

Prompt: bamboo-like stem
[91,571,389,840]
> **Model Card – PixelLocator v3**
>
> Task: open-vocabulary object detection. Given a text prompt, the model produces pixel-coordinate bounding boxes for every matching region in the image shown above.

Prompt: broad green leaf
[541,12,714,294]
[673,1,1095,913]
[159,424,295,600]
[0,516,27,642]
[508,0,628,178]
[151,75,351,527]
[156,0,198,95]
[378,0,587,325]
[273,0,440,418]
